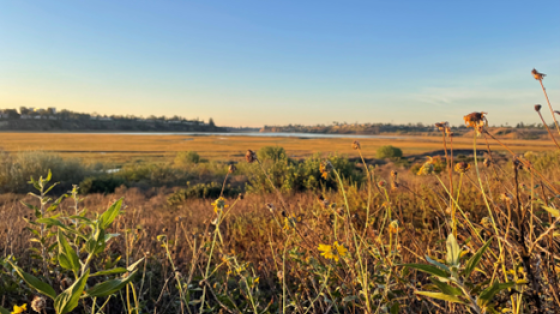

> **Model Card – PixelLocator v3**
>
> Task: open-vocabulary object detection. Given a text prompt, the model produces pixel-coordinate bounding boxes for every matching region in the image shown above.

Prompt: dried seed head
[352,140,361,150]
[245,150,256,163]
[531,68,546,80]
[266,203,275,213]
[500,193,513,203]
[483,158,492,168]
[377,180,387,188]
[463,112,488,135]
[277,270,284,280]
[435,122,448,132]
[390,181,399,191]
[228,164,237,173]
[454,161,471,174]
[534,104,542,112]
[390,170,398,179]
[445,206,452,215]
[31,295,47,313]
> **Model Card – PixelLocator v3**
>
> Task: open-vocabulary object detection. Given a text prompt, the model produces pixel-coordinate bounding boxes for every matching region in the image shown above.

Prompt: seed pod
[352,140,361,150]
[534,104,542,112]
[245,150,256,163]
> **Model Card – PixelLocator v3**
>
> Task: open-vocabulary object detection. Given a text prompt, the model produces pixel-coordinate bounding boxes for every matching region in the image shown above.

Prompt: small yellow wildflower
[11,304,27,314]
[318,241,347,262]
[211,197,229,213]
[333,241,348,258]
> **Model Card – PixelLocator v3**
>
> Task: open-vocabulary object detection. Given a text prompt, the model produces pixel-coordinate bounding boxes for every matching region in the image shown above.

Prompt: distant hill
[0,107,225,132]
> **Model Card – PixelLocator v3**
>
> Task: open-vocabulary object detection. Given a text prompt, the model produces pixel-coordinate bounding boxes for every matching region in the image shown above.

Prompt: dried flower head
[377,180,387,188]
[534,104,542,112]
[454,161,471,174]
[31,296,46,313]
[352,140,361,150]
[245,150,256,163]
[417,156,437,175]
[390,170,398,180]
[500,193,513,203]
[463,112,488,135]
[435,122,449,132]
[390,181,399,192]
[266,203,275,213]
[531,68,546,80]
[228,164,237,173]
[483,158,492,168]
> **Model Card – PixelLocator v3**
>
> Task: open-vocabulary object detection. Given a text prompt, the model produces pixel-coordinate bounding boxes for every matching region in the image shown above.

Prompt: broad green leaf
[401,264,449,278]
[446,233,461,267]
[54,270,89,314]
[463,237,492,278]
[36,218,69,230]
[58,230,80,273]
[415,291,467,304]
[6,260,56,299]
[91,267,127,277]
[477,282,515,307]
[429,278,463,296]
[47,194,67,212]
[0,306,9,314]
[99,198,123,229]
[86,270,138,297]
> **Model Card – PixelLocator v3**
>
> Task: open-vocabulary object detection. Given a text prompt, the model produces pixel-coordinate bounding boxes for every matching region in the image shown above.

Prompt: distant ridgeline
[259,122,549,139]
[0,107,225,132]
[259,123,453,135]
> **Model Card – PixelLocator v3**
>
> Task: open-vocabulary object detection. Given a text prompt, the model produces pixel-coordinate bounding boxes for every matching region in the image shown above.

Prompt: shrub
[376,145,403,159]
[174,151,200,165]
[167,182,241,204]
[0,151,90,193]
[257,146,287,162]
[79,175,126,194]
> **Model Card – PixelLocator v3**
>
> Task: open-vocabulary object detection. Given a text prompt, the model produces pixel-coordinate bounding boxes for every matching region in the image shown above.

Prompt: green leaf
[463,237,492,278]
[54,270,89,314]
[446,233,461,267]
[426,256,450,272]
[36,218,69,230]
[429,277,463,296]
[401,264,449,278]
[0,306,10,314]
[58,230,80,273]
[91,267,128,277]
[477,282,514,307]
[390,302,399,314]
[6,260,56,299]
[86,270,138,297]
[47,194,67,212]
[99,198,123,229]
[415,291,467,304]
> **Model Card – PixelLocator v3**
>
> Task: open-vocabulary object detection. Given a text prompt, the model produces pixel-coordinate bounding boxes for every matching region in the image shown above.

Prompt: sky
[1,1,559,127]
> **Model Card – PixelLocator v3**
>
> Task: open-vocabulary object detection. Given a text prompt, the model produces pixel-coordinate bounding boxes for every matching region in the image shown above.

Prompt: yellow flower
[318,243,337,261]
[318,241,347,262]
[211,197,229,213]
[333,241,348,258]
[12,304,27,314]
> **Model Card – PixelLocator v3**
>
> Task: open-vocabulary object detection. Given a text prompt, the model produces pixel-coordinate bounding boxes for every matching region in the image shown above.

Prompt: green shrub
[79,175,126,194]
[0,151,90,193]
[376,145,403,159]
[174,151,200,165]
[257,146,287,162]
[167,182,241,204]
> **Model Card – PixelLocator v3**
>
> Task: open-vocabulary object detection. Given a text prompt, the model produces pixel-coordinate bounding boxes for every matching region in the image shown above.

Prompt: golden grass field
[1,132,555,163]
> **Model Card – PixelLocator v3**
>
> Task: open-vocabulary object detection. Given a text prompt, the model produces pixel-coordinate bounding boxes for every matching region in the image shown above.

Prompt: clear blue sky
[1,1,558,127]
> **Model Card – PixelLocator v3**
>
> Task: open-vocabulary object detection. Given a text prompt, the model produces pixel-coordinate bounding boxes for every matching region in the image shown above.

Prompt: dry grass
[0,132,555,164]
